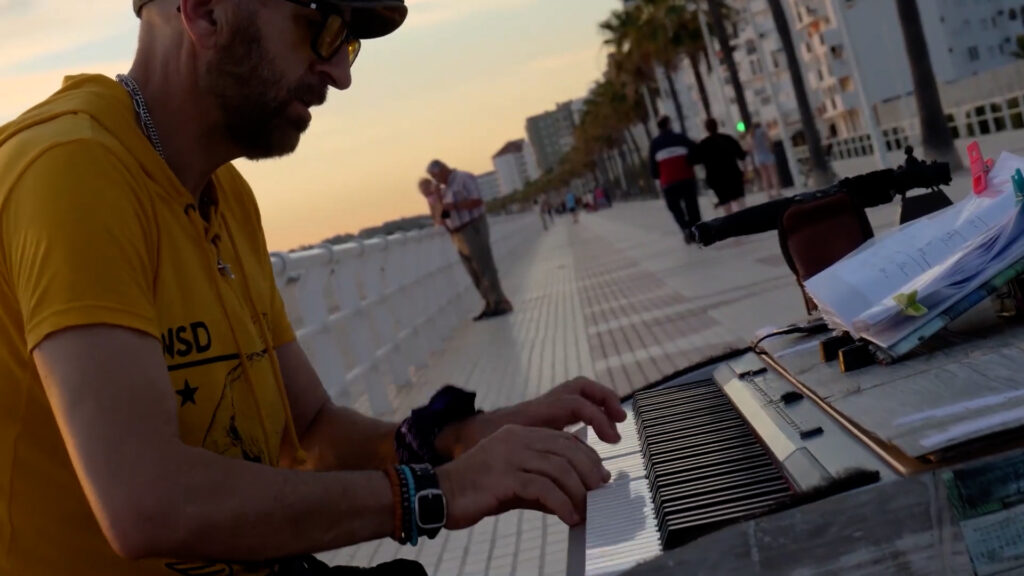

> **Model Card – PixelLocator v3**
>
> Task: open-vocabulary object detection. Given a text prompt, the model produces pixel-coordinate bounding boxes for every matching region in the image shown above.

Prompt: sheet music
[805,152,1024,348]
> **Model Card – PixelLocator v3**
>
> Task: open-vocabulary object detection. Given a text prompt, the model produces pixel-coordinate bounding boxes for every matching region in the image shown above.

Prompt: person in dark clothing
[697,118,748,215]
[649,116,701,243]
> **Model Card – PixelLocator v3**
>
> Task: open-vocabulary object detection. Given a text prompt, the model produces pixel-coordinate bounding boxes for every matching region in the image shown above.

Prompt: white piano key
[584,478,662,575]
[575,403,663,576]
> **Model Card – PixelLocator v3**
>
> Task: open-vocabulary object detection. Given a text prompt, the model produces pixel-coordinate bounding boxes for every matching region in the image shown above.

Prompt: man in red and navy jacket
[649,116,702,243]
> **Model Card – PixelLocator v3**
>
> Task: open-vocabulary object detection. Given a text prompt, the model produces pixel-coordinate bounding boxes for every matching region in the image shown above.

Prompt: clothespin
[1012,168,1024,203]
[968,141,995,195]
[894,290,928,317]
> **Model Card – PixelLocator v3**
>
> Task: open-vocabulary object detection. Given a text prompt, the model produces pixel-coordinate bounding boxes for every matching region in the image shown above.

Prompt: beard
[202,7,328,160]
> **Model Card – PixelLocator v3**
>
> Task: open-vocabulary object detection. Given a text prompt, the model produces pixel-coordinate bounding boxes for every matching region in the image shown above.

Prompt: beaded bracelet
[387,465,412,545]
[384,467,404,543]
[398,465,419,547]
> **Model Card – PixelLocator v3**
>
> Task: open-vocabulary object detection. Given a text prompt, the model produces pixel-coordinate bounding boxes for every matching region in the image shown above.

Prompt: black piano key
[638,405,741,438]
[639,416,749,458]
[651,458,779,494]
[648,446,767,490]
[628,378,796,553]
[654,468,783,504]
[637,398,731,423]
[661,492,793,549]
[660,482,791,524]
[646,443,763,481]
[646,439,763,472]
[642,428,755,461]
[635,391,723,421]
[655,477,792,529]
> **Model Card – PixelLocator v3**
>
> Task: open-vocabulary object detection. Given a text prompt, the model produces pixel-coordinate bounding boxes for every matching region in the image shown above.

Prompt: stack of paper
[805,152,1024,353]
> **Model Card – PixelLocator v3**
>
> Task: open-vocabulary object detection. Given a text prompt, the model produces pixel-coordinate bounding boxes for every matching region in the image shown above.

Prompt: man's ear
[179,0,224,49]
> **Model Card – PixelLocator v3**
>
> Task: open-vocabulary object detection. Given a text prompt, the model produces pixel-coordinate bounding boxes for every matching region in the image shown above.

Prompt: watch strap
[408,464,446,540]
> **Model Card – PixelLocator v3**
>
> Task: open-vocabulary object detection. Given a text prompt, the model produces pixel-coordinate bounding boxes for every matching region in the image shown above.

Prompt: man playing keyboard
[0,0,626,574]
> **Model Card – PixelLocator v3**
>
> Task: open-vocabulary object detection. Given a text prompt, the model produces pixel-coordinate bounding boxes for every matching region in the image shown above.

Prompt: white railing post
[349,238,394,415]
[394,230,429,373]
[420,230,449,358]
[267,214,534,417]
[286,245,353,407]
[377,234,412,389]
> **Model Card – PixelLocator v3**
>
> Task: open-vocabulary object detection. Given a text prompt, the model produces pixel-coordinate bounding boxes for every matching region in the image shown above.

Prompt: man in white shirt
[428,160,513,321]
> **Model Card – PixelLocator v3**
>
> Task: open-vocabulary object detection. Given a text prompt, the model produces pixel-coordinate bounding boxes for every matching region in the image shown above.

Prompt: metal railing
[269,215,533,415]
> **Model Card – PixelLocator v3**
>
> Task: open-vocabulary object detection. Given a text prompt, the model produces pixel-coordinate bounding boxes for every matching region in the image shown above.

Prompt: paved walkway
[323,175,972,575]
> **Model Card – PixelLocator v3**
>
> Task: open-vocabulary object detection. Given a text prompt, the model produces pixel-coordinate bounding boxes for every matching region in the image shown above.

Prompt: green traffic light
[736,121,747,133]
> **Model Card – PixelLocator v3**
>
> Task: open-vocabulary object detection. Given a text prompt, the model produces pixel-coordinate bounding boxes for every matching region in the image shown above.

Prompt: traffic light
[736,121,747,133]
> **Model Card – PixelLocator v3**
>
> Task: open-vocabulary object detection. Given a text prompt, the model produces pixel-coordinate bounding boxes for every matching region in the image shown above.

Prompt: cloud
[404,0,538,28]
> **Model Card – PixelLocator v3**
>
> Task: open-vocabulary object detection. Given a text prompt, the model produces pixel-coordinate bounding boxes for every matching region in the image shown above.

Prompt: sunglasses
[283,0,362,65]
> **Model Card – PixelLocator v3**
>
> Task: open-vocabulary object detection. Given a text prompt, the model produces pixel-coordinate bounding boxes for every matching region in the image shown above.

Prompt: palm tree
[588,79,654,193]
[895,0,962,170]
[602,2,689,137]
[606,51,658,143]
[600,8,657,134]
[765,0,833,187]
[678,9,713,119]
[648,0,689,132]
[706,0,751,129]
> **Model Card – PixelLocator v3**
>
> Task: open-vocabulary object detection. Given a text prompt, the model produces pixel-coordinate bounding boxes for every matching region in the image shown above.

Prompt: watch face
[416,489,447,530]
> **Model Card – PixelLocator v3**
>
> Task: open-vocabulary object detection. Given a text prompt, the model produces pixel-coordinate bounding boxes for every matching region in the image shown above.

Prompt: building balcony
[761,32,782,52]
[792,0,825,29]
[821,89,858,119]
[826,51,851,79]
[806,67,823,90]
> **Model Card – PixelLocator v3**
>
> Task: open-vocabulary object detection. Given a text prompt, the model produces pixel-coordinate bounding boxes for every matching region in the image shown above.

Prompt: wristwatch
[409,464,446,540]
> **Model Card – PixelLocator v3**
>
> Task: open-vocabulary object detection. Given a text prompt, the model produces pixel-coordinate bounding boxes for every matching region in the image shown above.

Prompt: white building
[791,0,1015,139]
[668,0,800,142]
[523,139,542,181]
[492,140,533,196]
[643,0,1017,157]
[476,171,502,201]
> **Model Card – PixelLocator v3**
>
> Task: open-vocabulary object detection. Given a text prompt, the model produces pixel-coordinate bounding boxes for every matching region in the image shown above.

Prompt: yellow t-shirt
[0,75,300,574]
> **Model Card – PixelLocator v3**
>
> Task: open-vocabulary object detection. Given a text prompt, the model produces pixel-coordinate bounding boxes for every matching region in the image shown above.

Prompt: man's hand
[436,425,610,529]
[436,378,627,460]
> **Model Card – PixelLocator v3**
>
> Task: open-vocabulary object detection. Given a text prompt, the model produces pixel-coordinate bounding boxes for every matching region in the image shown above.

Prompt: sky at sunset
[0,0,620,251]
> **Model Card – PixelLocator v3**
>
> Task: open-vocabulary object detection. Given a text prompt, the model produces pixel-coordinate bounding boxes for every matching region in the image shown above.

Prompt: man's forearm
[125,443,393,561]
[285,404,399,472]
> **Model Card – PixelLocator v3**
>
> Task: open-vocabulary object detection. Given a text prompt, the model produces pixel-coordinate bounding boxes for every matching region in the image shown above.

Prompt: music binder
[804,151,1024,364]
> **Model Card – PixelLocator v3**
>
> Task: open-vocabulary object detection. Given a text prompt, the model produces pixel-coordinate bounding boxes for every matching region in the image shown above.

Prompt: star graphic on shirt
[176,380,199,407]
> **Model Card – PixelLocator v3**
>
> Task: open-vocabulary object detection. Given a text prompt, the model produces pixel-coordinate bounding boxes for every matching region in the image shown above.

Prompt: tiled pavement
[324,175,975,574]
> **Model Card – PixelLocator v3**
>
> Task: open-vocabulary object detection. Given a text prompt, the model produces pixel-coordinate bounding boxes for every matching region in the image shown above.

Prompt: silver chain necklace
[116,74,166,160]
[115,74,232,278]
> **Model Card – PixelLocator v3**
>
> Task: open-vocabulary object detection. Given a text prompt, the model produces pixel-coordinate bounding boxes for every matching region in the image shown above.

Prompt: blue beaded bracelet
[398,465,419,547]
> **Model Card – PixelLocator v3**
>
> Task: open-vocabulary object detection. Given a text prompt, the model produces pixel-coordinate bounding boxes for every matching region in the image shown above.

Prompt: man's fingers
[516,473,579,526]
[564,394,622,444]
[575,378,628,424]
[523,452,588,513]
[536,429,609,488]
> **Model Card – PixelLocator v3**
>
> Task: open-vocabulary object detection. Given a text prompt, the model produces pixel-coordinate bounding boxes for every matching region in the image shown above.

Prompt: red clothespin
[968,141,995,195]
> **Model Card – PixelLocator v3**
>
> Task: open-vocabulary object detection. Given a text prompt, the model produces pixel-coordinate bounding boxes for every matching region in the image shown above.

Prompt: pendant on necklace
[217,259,235,279]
